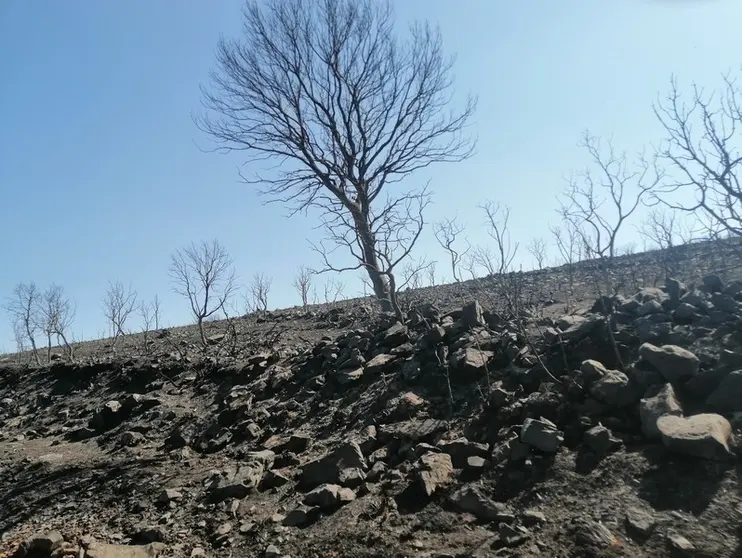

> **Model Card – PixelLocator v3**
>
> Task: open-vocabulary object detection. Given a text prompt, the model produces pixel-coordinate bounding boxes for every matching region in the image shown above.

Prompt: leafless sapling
[198,0,476,313]
[248,273,272,313]
[478,201,519,276]
[427,260,437,287]
[550,224,580,307]
[558,131,663,263]
[323,277,346,304]
[3,282,41,365]
[433,217,470,282]
[103,281,138,351]
[38,284,75,362]
[527,237,548,270]
[138,299,156,352]
[293,266,313,309]
[169,239,237,347]
[653,72,742,245]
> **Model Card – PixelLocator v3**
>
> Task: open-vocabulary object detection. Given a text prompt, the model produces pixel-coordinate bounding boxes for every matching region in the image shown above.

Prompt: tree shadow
[0,456,161,535]
[637,445,733,516]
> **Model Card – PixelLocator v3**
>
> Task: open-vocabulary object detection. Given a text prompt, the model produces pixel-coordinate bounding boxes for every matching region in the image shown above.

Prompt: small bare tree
[248,273,272,313]
[433,217,470,282]
[527,237,548,270]
[103,281,138,350]
[152,294,162,330]
[323,277,346,304]
[169,239,237,346]
[654,72,742,244]
[12,321,27,366]
[198,0,476,313]
[427,260,437,287]
[3,282,41,365]
[293,266,313,309]
[559,131,663,262]
[479,201,519,275]
[138,300,156,352]
[550,224,580,305]
[39,284,75,362]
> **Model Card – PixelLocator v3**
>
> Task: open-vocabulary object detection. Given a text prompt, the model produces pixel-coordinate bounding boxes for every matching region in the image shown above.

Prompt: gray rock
[299,442,367,489]
[712,292,738,313]
[637,300,664,316]
[335,367,364,384]
[245,449,276,469]
[666,278,687,302]
[703,274,724,293]
[584,425,621,455]
[450,347,494,380]
[638,343,699,382]
[640,383,683,439]
[667,531,695,553]
[210,462,265,501]
[499,523,530,546]
[580,359,608,384]
[559,315,604,342]
[282,505,320,527]
[673,303,698,321]
[401,358,421,381]
[558,315,586,330]
[522,509,546,526]
[449,486,513,521]
[416,452,453,496]
[625,507,656,537]
[157,488,183,505]
[15,531,64,558]
[573,519,618,549]
[461,300,486,328]
[520,418,563,452]
[303,483,356,509]
[707,370,742,413]
[657,413,733,460]
[438,437,489,468]
[265,544,283,558]
[382,323,409,347]
[365,353,397,374]
[590,370,636,406]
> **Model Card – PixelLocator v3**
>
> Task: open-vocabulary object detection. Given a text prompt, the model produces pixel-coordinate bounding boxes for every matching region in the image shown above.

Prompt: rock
[264,544,282,557]
[382,323,409,347]
[83,542,167,558]
[583,425,621,456]
[559,315,604,342]
[520,418,563,453]
[210,462,265,501]
[580,359,608,384]
[281,434,311,454]
[640,383,683,439]
[707,371,742,413]
[667,532,695,553]
[657,413,733,460]
[300,441,367,489]
[461,300,486,328]
[465,456,489,470]
[637,300,664,316]
[282,505,320,527]
[703,274,724,293]
[557,315,586,330]
[638,343,699,382]
[573,519,619,549]
[89,400,124,432]
[590,370,635,406]
[13,531,64,558]
[303,483,356,510]
[261,469,291,489]
[245,449,276,469]
[336,367,363,384]
[673,303,698,321]
[438,437,489,468]
[157,488,183,505]
[449,486,513,521]
[712,292,738,313]
[401,359,421,381]
[498,523,530,546]
[130,525,166,544]
[522,510,546,526]
[120,431,146,447]
[337,467,366,488]
[450,347,494,381]
[364,353,397,374]
[666,278,687,302]
[625,507,656,537]
[377,419,448,444]
[416,452,453,496]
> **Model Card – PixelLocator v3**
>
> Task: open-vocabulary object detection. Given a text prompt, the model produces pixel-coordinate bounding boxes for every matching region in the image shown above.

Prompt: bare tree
[169,239,237,346]
[427,260,437,287]
[103,281,138,350]
[248,273,272,313]
[3,282,41,365]
[433,217,469,282]
[479,201,519,275]
[12,321,27,366]
[559,131,663,262]
[152,294,162,330]
[323,277,346,304]
[550,224,580,304]
[654,72,742,242]
[527,237,548,270]
[198,0,476,314]
[139,300,156,352]
[293,266,313,309]
[38,284,75,362]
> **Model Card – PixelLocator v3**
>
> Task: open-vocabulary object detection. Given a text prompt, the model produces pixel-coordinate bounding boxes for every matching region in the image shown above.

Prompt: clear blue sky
[1,0,741,351]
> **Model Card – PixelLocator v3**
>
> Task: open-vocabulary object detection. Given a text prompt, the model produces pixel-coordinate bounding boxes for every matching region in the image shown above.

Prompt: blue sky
[1,0,741,351]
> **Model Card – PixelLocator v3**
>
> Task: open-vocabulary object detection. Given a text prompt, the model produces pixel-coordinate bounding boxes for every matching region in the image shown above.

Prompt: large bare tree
[198,0,476,313]
[653,72,742,242]
[169,239,236,346]
[103,281,138,350]
[38,284,75,362]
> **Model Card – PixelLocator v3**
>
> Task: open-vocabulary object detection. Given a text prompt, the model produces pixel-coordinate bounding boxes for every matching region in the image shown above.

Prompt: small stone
[265,544,282,558]
[461,300,486,328]
[438,437,489,468]
[667,531,695,552]
[522,510,546,526]
[703,274,724,293]
[465,456,489,469]
[584,425,620,456]
[580,359,608,383]
[158,488,183,504]
[449,486,513,521]
[657,413,733,460]
[498,523,529,546]
[417,452,453,496]
[303,484,356,510]
[364,353,397,374]
[520,418,563,453]
[214,523,232,536]
[590,370,636,407]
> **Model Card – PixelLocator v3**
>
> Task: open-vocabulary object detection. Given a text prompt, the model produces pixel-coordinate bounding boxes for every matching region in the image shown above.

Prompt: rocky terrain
[4,241,742,558]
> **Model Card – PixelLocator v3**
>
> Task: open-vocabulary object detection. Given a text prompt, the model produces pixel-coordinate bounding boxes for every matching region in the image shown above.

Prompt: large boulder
[656,414,733,460]
[416,452,454,496]
[638,343,699,383]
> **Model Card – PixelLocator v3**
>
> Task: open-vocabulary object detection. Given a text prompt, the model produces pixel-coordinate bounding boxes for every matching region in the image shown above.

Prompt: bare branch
[249,273,272,312]
[103,281,138,352]
[527,237,547,270]
[433,216,469,282]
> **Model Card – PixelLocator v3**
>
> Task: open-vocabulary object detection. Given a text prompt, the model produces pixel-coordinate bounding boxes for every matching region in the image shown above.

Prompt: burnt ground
[3,240,742,558]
